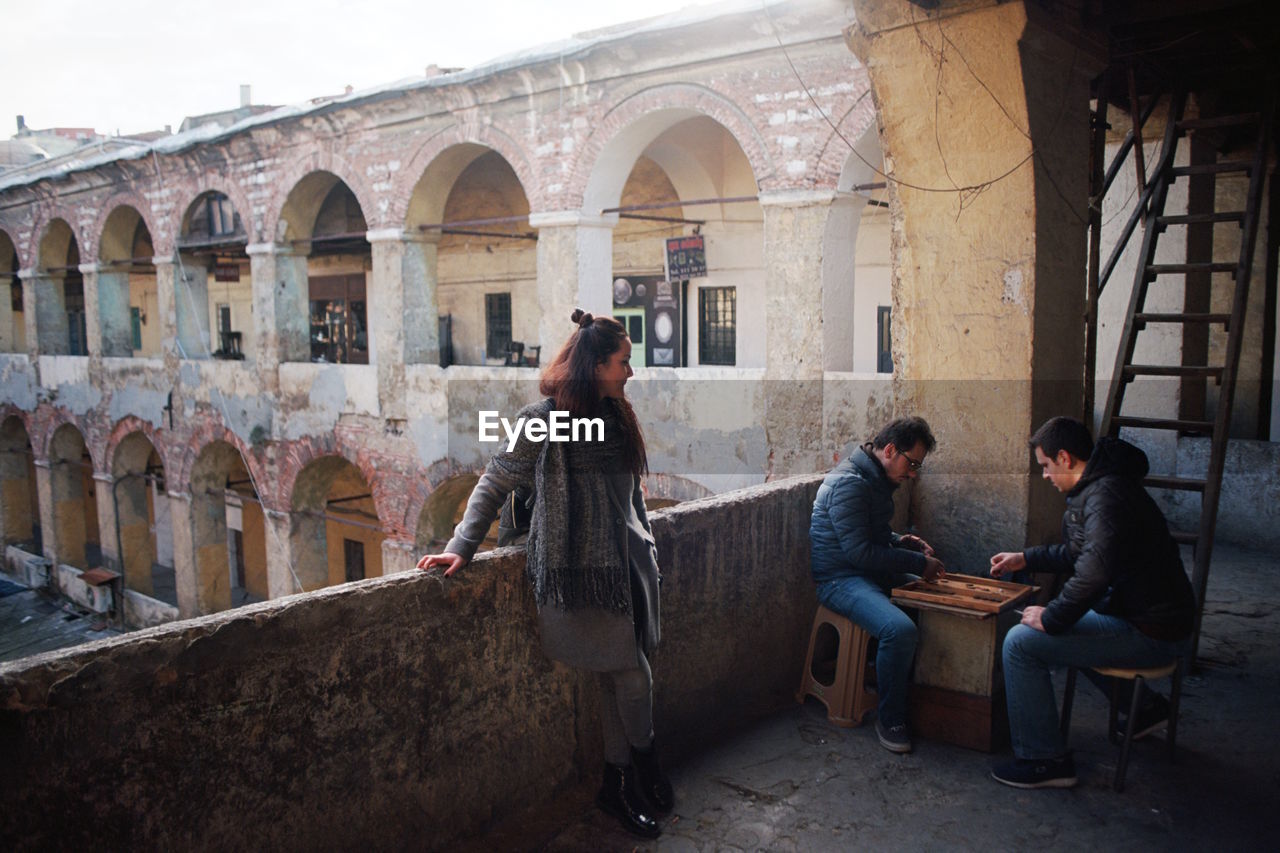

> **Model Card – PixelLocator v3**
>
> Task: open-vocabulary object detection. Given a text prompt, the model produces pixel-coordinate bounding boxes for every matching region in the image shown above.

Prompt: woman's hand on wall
[417,552,467,577]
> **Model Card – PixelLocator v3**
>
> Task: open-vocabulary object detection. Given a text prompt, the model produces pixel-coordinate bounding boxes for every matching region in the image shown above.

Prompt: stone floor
[500,543,1280,852]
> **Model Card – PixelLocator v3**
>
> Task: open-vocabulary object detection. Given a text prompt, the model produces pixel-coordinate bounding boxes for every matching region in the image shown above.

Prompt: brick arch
[38,411,94,468]
[569,83,775,211]
[389,122,543,228]
[400,455,485,542]
[172,419,268,498]
[171,178,256,249]
[261,150,381,244]
[104,416,170,478]
[28,208,86,271]
[275,437,397,534]
[90,191,161,263]
[813,90,881,193]
[0,220,25,271]
[0,405,35,444]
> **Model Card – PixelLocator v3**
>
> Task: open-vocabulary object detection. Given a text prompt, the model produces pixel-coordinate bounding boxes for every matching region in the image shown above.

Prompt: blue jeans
[1002,610,1184,759]
[817,574,917,728]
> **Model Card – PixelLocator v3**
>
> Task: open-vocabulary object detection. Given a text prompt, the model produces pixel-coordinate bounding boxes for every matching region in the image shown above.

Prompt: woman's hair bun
[571,308,594,329]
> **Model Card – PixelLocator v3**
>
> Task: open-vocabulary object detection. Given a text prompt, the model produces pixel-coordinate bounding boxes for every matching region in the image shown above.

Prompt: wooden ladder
[1099,90,1274,662]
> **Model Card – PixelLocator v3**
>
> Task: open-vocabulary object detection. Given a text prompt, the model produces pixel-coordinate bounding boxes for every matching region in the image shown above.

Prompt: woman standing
[417,309,672,839]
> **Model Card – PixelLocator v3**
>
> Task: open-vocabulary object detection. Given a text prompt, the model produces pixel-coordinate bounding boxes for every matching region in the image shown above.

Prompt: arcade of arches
[2,1,1273,629]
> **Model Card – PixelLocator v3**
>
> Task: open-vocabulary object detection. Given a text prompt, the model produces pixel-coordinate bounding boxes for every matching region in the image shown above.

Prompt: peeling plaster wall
[0,475,821,851]
[0,355,38,410]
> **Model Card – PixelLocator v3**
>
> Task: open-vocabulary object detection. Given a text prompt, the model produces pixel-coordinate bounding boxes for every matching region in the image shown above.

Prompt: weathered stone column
[33,459,57,568]
[90,471,120,575]
[848,0,1095,564]
[760,189,835,479]
[822,192,861,373]
[24,269,68,357]
[246,243,309,382]
[263,507,323,599]
[168,491,202,617]
[381,537,418,576]
[367,229,440,420]
[18,270,42,360]
[0,269,15,355]
[94,263,132,357]
[529,211,616,353]
[171,254,212,360]
[115,474,156,596]
[76,264,107,393]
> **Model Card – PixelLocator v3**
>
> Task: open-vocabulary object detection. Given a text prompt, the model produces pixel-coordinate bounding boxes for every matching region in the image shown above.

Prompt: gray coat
[446,399,661,672]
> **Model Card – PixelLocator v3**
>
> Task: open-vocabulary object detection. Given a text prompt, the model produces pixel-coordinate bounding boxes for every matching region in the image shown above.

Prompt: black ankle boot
[630,742,675,815]
[596,763,661,839]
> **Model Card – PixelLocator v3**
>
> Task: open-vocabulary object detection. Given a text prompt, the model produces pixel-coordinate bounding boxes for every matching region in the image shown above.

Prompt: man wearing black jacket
[988,417,1195,789]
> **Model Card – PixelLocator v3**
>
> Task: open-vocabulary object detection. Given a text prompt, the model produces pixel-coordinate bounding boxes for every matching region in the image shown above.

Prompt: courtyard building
[1,0,1277,848]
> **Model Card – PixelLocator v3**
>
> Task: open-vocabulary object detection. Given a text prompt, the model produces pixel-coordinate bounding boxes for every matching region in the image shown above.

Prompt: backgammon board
[892,575,1034,618]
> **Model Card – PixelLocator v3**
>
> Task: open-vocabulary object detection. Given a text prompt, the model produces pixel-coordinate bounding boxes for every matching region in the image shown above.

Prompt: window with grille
[486,292,512,360]
[698,287,736,366]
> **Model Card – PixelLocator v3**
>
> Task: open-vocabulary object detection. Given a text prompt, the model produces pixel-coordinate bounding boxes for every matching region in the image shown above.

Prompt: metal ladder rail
[1101,89,1190,435]
[1187,95,1275,662]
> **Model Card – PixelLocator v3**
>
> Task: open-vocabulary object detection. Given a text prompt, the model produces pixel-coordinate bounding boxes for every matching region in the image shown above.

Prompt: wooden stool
[795,605,878,727]
[1060,659,1184,792]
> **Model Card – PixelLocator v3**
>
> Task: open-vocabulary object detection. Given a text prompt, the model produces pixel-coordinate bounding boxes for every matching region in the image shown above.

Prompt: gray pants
[599,649,655,765]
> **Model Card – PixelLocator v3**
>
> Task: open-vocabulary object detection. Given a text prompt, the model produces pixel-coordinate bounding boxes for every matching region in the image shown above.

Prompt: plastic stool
[1060,659,1183,792]
[796,605,878,727]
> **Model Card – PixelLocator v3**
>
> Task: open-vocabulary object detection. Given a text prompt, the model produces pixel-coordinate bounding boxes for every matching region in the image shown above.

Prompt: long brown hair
[539,309,648,476]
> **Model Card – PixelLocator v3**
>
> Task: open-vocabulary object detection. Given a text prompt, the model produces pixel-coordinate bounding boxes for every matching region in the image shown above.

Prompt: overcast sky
[3,0,712,138]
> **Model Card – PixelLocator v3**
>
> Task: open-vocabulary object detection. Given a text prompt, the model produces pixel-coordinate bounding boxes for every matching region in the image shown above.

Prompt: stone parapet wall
[0,475,822,851]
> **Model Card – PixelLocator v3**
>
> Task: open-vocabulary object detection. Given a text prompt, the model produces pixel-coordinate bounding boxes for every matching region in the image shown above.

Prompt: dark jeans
[1003,610,1183,760]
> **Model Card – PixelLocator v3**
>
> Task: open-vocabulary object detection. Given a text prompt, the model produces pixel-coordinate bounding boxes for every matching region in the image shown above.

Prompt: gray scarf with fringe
[490,398,632,615]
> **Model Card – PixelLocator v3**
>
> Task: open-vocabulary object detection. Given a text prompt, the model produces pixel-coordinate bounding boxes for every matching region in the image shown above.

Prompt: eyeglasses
[902,453,925,472]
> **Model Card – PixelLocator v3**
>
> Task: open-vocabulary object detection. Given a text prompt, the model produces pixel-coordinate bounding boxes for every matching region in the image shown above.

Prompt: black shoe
[876,720,913,754]
[631,742,675,815]
[1116,694,1170,741]
[596,763,661,839]
[991,753,1078,789]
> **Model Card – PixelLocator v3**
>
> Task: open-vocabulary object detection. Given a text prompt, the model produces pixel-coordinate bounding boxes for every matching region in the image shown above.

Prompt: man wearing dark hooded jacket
[988,417,1195,789]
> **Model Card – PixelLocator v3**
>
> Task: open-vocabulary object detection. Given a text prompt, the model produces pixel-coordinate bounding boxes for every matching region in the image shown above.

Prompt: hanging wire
[761,0,1083,221]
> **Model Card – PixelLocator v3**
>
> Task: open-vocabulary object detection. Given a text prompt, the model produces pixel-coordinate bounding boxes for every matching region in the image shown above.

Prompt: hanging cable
[761,0,1082,220]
